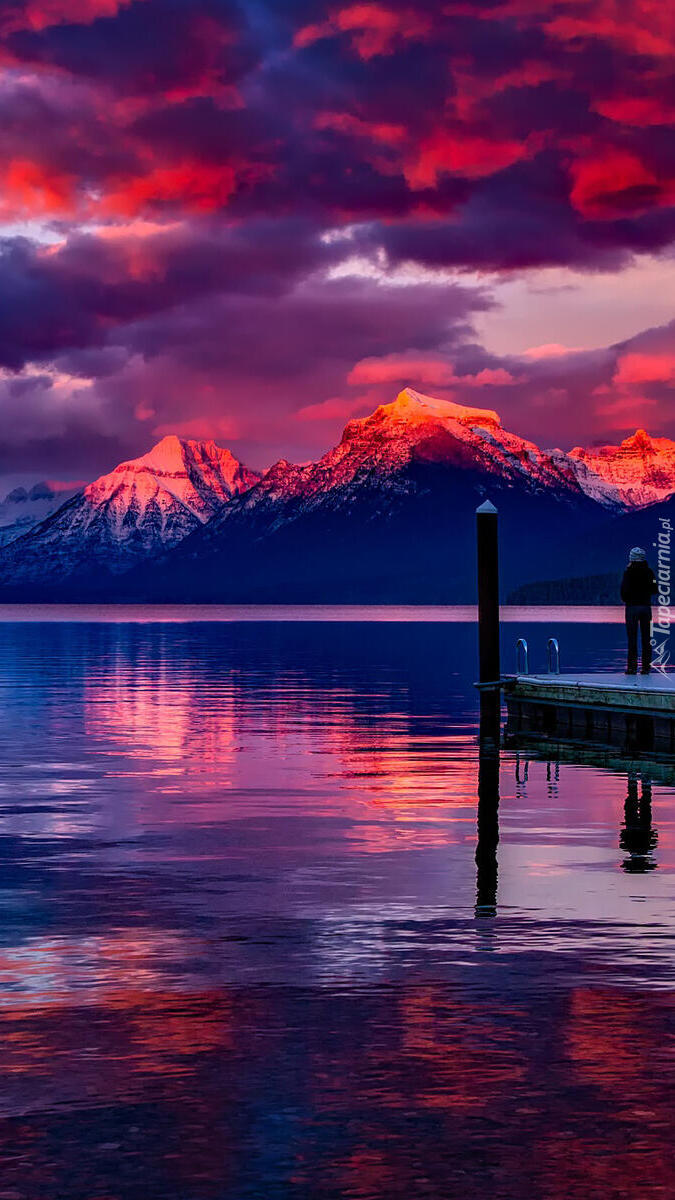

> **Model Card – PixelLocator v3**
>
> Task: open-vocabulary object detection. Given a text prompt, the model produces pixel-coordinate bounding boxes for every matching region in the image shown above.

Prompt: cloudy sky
[0,0,673,486]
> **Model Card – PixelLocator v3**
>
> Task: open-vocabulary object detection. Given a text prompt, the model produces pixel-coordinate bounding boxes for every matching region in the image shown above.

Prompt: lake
[0,608,672,1199]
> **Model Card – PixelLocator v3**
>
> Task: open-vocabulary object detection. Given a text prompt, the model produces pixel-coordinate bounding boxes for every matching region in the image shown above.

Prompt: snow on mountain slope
[83,435,258,533]
[0,481,82,547]
[564,430,675,508]
[0,436,259,588]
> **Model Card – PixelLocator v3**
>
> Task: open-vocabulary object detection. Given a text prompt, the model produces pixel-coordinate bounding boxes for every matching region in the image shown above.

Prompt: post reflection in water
[0,616,672,1200]
[476,698,500,917]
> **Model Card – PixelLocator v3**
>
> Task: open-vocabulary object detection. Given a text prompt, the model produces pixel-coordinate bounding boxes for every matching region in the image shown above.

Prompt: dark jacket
[621,562,658,606]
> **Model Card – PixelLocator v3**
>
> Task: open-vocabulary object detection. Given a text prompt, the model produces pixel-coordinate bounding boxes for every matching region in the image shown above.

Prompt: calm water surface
[0,610,672,1199]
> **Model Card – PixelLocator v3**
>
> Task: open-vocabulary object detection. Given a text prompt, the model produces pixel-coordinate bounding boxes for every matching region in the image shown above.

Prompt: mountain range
[0,388,673,603]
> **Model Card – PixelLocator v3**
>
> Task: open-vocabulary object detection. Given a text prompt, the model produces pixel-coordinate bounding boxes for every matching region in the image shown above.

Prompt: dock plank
[505,672,675,714]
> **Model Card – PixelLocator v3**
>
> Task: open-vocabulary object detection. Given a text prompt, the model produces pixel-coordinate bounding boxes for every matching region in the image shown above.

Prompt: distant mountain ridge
[0,389,674,602]
[564,429,675,509]
[0,480,82,547]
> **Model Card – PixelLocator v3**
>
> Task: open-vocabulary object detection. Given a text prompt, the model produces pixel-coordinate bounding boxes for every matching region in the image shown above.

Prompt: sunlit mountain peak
[386,388,502,430]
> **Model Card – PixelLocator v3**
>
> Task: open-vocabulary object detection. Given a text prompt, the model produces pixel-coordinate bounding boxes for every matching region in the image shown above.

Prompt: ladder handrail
[547,637,561,675]
[516,637,529,675]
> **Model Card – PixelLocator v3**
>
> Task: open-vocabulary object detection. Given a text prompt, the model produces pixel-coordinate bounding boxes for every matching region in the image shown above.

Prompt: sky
[0,0,673,487]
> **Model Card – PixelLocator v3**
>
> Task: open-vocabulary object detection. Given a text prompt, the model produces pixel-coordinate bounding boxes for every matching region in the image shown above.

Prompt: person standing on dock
[621,547,658,675]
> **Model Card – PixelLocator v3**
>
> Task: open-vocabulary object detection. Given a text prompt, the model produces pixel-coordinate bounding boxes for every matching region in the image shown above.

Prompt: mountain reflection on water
[0,613,672,1200]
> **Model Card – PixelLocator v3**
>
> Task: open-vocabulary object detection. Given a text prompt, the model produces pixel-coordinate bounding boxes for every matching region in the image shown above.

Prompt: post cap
[476,500,498,514]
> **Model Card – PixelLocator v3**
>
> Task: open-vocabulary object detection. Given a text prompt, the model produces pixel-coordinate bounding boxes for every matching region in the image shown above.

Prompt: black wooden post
[476,500,500,687]
[476,500,501,744]
[475,500,501,915]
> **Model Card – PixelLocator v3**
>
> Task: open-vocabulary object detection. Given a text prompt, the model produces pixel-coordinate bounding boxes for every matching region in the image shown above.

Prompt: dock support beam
[476,500,501,740]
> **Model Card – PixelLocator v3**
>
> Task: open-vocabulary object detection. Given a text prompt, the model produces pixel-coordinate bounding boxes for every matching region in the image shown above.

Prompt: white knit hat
[629,546,647,562]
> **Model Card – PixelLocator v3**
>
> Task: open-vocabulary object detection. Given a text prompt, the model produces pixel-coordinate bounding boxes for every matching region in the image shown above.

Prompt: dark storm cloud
[0,0,672,481]
[6,0,257,97]
[0,77,133,180]
[116,275,489,376]
[0,409,140,480]
[0,220,337,370]
[89,271,494,466]
[128,96,277,163]
[371,157,671,273]
[0,0,671,253]
[0,215,493,474]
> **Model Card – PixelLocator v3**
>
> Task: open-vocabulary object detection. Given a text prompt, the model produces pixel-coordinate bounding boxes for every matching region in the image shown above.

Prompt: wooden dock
[504,672,675,755]
[505,672,675,714]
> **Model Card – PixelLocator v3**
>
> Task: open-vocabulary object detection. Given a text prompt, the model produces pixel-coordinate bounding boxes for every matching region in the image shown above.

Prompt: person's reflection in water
[620,772,658,872]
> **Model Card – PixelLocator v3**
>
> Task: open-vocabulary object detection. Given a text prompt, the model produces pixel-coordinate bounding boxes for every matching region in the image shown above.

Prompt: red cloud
[593,393,659,431]
[546,4,674,59]
[469,368,516,386]
[315,111,406,144]
[349,356,457,387]
[101,161,267,217]
[297,395,375,422]
[348,356,517,387]
[293,21,328,49]
[405,130,532,188]
[594,95,675,128]
[450,59,565,121]
[613,352,675,386]
[461,0,674,60]
[8,159,244,224]
[7,0,138,31]
[296,3,431,59]
[1,158,77,216]
[569,150,673,218]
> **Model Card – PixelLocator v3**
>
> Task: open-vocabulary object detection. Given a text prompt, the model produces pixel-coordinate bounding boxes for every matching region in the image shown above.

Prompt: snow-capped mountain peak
[222,389,588,526]
[565,428,675,508]
[0,436,260,588]
[85,436,257,528]
[380,387,502,431]
[333,388,582,496]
